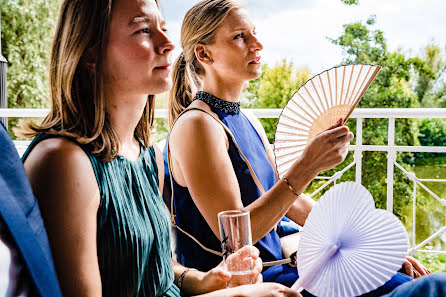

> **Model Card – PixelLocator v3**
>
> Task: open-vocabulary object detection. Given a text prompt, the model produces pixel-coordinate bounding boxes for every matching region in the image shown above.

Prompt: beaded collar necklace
[195,91,240,115]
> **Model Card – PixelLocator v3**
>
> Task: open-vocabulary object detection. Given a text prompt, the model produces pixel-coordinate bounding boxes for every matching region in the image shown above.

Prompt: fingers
[249,246,260,258]
[212,267,231,281]
[239,283,302,297]
[402,259,414,278]
[236,245,260,258]
[252,256,262,275]
[326,118,344,130]
[283,287,302,297]
[406,256,429,276]
[338,131,354,142]
[272,283,301,297]
[266,283,301,297]
[226,246,259,268]
[301,122,354,173]
[254,270,263,284]
[325,129,354,161]
[324,125,352,139]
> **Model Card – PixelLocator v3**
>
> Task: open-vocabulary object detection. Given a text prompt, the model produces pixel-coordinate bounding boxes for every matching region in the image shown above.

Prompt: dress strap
[167,107,275,260]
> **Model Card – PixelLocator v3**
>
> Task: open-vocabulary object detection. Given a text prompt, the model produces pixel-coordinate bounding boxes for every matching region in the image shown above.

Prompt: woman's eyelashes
[138,28,151,34]
[234,32,244,39]
[233,31,257,40]
[136,27,168,35]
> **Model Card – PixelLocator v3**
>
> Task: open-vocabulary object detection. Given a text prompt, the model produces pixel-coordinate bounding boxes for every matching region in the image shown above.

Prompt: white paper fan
[274,64,381,178]
[291,182,408,297]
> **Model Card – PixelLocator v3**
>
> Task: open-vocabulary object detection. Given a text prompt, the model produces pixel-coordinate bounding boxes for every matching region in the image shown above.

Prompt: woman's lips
[249,56,261,64]
[155,64,171,70]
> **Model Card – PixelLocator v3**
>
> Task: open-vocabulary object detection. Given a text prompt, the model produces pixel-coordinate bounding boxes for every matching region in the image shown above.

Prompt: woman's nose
[250,34,263,52]
[156,30,175,55]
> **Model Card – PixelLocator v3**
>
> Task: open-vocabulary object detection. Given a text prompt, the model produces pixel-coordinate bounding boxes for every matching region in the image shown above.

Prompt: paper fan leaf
[274,64,381,178]
[296,182,408,297]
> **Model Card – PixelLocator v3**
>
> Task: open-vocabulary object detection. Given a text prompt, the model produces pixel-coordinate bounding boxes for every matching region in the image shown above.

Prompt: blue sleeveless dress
[166,91,301,285]
[165,92,412,295]
[23,134,180,297]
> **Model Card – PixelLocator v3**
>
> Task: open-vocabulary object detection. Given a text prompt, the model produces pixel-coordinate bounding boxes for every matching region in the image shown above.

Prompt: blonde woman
[20,0,301,296]
[166,0,426,295]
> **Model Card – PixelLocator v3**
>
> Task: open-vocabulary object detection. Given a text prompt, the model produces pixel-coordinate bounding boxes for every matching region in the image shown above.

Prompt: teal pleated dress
[22,134,180,297]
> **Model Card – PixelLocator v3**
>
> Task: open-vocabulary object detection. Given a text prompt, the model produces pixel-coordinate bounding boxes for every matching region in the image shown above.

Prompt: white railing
[2,108,446,254]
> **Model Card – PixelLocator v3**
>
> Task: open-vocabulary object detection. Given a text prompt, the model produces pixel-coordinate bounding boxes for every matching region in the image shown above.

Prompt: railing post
[354,118,363,184]
[387,118,396,213]
[412,180,417,248]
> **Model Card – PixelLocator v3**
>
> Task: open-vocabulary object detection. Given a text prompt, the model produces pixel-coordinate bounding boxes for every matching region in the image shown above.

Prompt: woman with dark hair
[20,0,300,296]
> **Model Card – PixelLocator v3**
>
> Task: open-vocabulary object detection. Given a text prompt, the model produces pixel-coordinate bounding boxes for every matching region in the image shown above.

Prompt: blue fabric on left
[0,124,62,297]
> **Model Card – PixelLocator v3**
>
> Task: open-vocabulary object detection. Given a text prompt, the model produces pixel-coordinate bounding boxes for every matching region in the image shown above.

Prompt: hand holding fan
[291,182,409,297]
[274,64,381,178]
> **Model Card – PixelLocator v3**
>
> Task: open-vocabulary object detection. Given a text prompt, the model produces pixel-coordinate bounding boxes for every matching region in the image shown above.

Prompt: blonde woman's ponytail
[168,53,201,129]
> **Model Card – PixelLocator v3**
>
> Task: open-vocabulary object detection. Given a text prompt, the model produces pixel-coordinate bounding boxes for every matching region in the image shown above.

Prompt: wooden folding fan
[274,64,381,177]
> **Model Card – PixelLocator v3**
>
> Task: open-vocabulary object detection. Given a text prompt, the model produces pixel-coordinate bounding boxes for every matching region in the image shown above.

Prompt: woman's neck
[105,91,148,159]
[202,76,245,103]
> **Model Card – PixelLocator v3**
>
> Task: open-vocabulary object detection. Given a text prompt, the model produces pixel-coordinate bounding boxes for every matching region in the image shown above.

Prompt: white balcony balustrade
[1,108,446,255]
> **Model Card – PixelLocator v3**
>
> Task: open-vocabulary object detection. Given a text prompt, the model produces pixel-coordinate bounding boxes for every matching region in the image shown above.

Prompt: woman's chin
[149,78,172,95]
[247,69,262,80]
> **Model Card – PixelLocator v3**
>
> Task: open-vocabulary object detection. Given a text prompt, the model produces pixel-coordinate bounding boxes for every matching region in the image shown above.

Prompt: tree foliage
[341,0,359,5]
[413,45,446,107]
[411,45,446,166]
[416,119,446,165]
[1,0,61,130]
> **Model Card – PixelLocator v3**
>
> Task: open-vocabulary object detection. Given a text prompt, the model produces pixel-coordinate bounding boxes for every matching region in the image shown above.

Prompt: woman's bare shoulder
[25,137,92,173]
[170,101,226,145]
[24,137,100,207]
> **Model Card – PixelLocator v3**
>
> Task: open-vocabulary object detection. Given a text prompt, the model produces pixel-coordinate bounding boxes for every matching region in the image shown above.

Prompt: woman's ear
[194,44,213,65]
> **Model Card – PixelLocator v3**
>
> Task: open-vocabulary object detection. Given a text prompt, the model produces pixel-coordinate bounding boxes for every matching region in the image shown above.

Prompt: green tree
[341,0,359,4]
[413,45,446,107]
[416,118,446,165]
[1,0,61,131]
[412,45,446,164]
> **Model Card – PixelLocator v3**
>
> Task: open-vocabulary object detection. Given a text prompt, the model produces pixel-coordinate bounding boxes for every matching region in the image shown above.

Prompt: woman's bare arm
[243,109,315,226]
[169,108,353,243]
[24,138,102,297]
[196,283,301,297]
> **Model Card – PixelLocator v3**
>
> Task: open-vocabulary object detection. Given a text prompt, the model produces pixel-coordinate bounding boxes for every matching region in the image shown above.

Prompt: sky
[159,0,446,74]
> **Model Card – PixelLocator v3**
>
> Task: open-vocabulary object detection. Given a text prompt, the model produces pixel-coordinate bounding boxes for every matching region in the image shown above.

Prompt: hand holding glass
[218,210,254,288]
